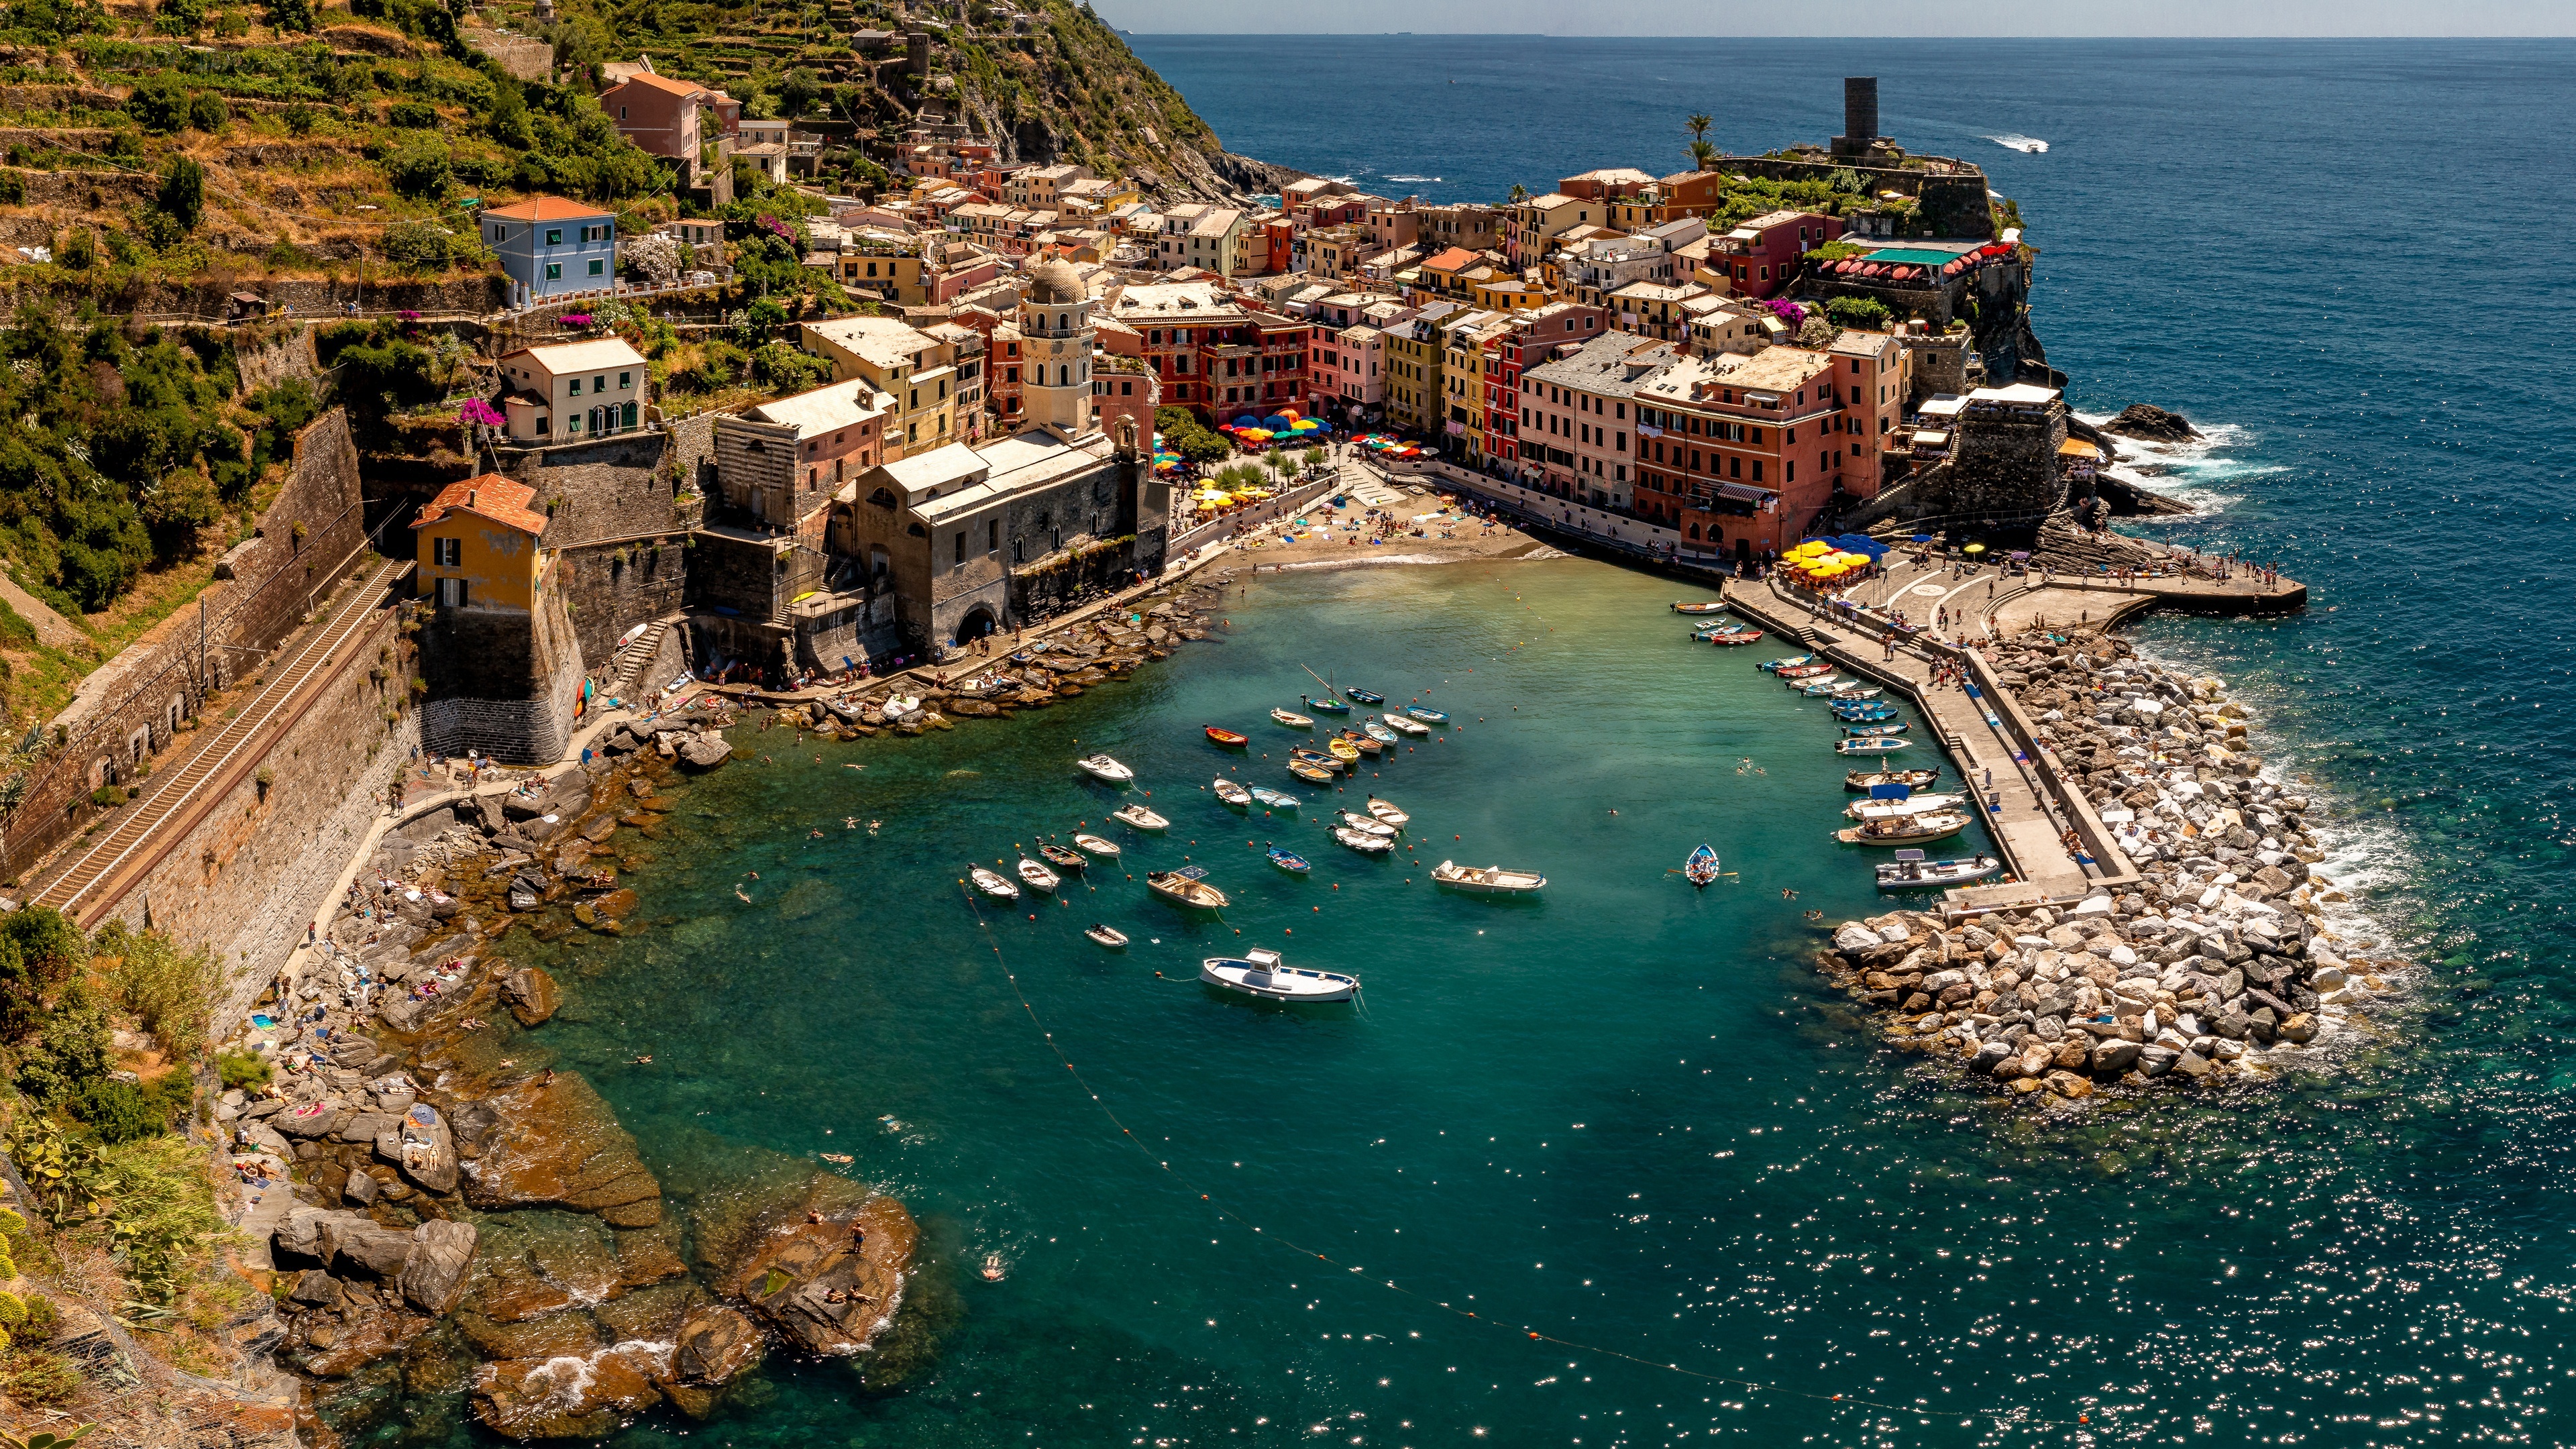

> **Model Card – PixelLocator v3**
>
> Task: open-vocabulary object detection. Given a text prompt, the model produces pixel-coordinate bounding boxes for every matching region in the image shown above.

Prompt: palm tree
[1686,112,1713,145]
[1688,138,1717,172]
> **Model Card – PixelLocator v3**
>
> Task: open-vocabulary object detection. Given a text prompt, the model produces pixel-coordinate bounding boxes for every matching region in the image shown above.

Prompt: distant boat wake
[1985,133,2048,154]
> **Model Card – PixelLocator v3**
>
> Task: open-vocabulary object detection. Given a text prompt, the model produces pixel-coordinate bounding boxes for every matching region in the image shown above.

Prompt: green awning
[1864,248,1964,266]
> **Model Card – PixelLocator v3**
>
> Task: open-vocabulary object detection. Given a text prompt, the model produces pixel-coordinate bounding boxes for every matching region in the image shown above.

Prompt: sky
[1092,1,2569,37]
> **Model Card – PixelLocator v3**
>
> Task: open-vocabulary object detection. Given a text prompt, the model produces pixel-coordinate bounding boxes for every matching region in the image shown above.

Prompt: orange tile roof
[606,70,710,99]
[413,474,549,537]
[479,197,614,223]
[1421,246,1479,273]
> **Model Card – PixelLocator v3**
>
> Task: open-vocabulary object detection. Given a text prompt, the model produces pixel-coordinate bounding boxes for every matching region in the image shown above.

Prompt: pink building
[1712,210,1844,299]
[1519,331,1678,510]
[1314,323,1385,415]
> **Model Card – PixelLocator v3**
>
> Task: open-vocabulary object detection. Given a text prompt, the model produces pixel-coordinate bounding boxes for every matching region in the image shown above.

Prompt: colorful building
[493,337,649,442]
[480,197,618,307]
[1519,331,1679,510]
[800,316,961,460]
[1631,345,1847,556]
[1711,210,1844,299]
[412,474,548,612]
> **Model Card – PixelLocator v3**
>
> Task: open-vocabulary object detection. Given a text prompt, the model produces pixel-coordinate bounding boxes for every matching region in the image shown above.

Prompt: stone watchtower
[1832,77,1887,160]
[1019,256,1096,441]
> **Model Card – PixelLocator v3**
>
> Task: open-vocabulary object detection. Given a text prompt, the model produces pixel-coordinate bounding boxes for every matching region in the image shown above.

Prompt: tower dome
[1024,254,1085,306]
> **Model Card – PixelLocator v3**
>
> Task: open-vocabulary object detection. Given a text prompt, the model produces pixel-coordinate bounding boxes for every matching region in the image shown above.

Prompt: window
[954,531,967,567]
[436,576,468,608]
[619,371,631,390]
[988,519,1000,555]
[588,259,606,276]
[433,537,461,567]
[545,263,563,280]
[545,229,563,246]
[568,378,583,396]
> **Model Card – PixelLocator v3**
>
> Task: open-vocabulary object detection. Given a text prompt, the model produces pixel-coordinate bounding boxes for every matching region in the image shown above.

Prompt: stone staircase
[608,616,680,698]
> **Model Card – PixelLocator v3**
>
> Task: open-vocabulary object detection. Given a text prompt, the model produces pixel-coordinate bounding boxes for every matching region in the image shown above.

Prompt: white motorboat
[1365,796,1409,828]
[968,865,1020,900]
[1271,707,1315,729]
[1073,833,1122,858]
[1213,777,1253,806]
[1875,851,2003,890]
[1432,861,1546,894]
[1249,786,1301,809]
[1076,753,1135,783]
[1147,865,1228,909]
[1381,712,1431,737]
[1200,947,1359,1003]
[1833,737,1911,755]
[1085,923,1131,949]
[1335,810,1396,839]
[1844,793,1967,821]
[1111,804,1169,831]
[1334,826,1395,853]
[1016,857,1060,893]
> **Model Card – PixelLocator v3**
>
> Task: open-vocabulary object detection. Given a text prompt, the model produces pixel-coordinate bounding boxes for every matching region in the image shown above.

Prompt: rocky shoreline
[218,574,1234,1441]
[1820,625,2399,1098]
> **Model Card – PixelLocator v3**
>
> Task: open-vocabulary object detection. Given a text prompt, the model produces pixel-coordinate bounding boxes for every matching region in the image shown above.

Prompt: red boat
[1706,630,1764,646]
[1205,725,1250,747]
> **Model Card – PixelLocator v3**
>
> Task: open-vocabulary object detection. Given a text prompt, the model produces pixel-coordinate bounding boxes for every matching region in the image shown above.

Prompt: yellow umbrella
[1795,541,1831,557]
[1195,500,1220,511]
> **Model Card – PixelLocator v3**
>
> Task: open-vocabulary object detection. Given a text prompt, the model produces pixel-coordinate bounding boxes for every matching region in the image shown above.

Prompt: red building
[1631,346,1848,559]
[1260,216,1297,276]
[1487,302,1609,482]
[1102,281,1311,419]
[1711,210,1843,299]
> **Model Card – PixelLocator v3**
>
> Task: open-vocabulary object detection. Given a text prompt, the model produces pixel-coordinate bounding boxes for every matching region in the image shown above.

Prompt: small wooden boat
[1290,747,1346,774]
[1432,860,1546,894]
[1345,688,1386,704]
[1338,729,1384,758]
[1672,601,1728,614]
[1073,832,1122,857]
[1362,720,1399,744]
[1834,737,1911,755]
[1707,631,1764,646]
[1799,679,1860,696]
[1205,725,1250,747]
[1682,843,1722,887]
[1842,722,1909,737]
[1213,777,1252,807]
[1287,760,1336,784]
[1381,712,1430,737]
[1690,622,1745,637]
[1875,851,2003,890]
[1335,810,1395,839]
[1271,707,1315,729]
[1405,706,1448,724]
[1833,705,1898,720]
[1304,694,1351,715]
[1250,786,1300,809]
[968,865,1020,900]
[1111,804,1169,830]
[1847,793,1965,821]
[1267,845,1312,874]
[1334,825,1395,853]
[1200,947,1357,1003]
[1760,654,1817,672]
[1845,768,1942,792]
[1039,843,1089,871]
[1085,923,1130,949]
[1776,663,1837,680]
[1829,686,1884,700]
[1365,796,1408,828]
[1324,737,1360,762]
[1147,864,1228,909]
[1016,857,1061,893]
[1076,753,1135,783]
[1834,812,1970,846]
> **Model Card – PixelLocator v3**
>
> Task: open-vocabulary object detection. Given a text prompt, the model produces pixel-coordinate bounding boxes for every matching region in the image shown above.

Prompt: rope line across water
[953,881,2099,1435]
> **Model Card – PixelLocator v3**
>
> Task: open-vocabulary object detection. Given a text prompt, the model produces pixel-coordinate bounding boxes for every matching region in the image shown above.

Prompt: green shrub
[101,924,221,1059]
[382,136,451,198]
[72,1077,168,1142]
[281,101,317,135]
[750,340,830,392]
[156,154,205,232]
[0,1348,85,1405]
[153,0,208,33]
[1825,295,1892,331]
[125,73,188,133]
[264,0,314,30]
[185,89,228,133]
[88,784,125,808]
[387,99,437,129]
[215,1047,272,1091]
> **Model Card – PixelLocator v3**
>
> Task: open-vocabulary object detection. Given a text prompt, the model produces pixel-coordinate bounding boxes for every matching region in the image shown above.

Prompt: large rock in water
[472,1342,669,1440]
[2101,402,2200,441]
[400,1219,480,1313]
[712,1195,916,1357]
[504,967,563,1026]
[463,1073,665,1227]
[676,734,732,771]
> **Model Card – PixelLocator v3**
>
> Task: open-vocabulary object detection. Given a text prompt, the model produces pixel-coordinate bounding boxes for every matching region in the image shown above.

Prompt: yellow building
[412,474,549,612]
[800,316,961,459]
[1440,312,1511,466]
[1472,272,1552,313]
[1383,306,1452,435]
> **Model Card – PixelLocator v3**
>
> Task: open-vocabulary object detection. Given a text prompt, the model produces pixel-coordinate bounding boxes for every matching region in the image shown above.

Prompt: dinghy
[1338,729,1383,758]
[1842,722,1910,737]
[1363,720,1399,744]
[1875,851,2003,890]
[1345,688,1386,704]
[1110,804,1169,830]
[1039,843,1089,871]
[1845,792,1965,820]
[1833,812,1970,846]
[1267,846,1313,874]
[1325,737,1360,762]
[1760,655,1817,672]
[1776,663,1837,680]
[1304,694,1351,715]
[1335,810,1395,839]
[1271,707,1315,729]
[1334,825,1395,854]
[1833,704,1898,720]
[968,865,1019,900]
[1076,753,1135,783]
[1365,796,1409,828]
[1205,725,1250,747]
[1214,777,1252,807]
[1250,786,1301,809]
[1085,923,1130,949]
[1073,833,1122,857]
[1381,712,1430,737]
[1833,737,1912,755]
[1828,686,1884,701]
[1799,678,1861,696]
[1287,760,1336,784]
[1016,857,1061,893]
[1682,843,1722,887]
[1405,706,1448,724]
[1844,768,1943,792]
[1432,861,1547,894]
[1200,947,1358,1003]
[1147,865,1228,909]
[1672,601,1728,614]
[1290,747,1345,774]
[1707,631,1764,646]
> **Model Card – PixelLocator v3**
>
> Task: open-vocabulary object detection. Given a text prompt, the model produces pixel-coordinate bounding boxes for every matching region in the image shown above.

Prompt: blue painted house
[482,196,619,307]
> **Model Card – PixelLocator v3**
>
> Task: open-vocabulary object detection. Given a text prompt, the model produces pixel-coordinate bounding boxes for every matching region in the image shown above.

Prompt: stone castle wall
[555,536,693,667]
[417,568,586,764]
[97,600,416,1029]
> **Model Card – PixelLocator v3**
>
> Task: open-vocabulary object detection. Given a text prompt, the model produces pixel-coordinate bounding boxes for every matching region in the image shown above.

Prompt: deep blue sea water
[402,41,2576,1449]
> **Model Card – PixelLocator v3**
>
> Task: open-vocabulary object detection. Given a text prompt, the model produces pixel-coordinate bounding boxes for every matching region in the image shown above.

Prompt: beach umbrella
[1964,543,1988,555]
[1195,500,1220,511]
[1235,415,1259,428]
[1240,429,1273,441]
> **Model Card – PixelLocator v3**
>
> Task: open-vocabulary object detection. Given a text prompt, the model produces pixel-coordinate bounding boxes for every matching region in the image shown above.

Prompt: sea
[388,40,2576,1448]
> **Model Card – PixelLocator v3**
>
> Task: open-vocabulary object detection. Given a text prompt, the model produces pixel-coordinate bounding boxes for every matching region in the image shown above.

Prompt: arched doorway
[955,605,1000,645]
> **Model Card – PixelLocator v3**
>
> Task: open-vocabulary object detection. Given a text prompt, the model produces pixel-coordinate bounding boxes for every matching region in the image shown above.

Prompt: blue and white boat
[1875,850,2003,890]
[1267,846,1313,874]
[1345,688,1386,704]
[1834,736,1911,755]
[1304,694,1351,715]
[1843,722,1910,737]
[1760,654,1817,672]
[1249,786,1300,809]
[1201,947,1358,1003]
[1682,843,1722,887]
[1405,706,1448,724]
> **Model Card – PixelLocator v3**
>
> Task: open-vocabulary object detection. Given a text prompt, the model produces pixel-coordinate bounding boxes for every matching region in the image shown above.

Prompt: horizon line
[1116,30,2575,39]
